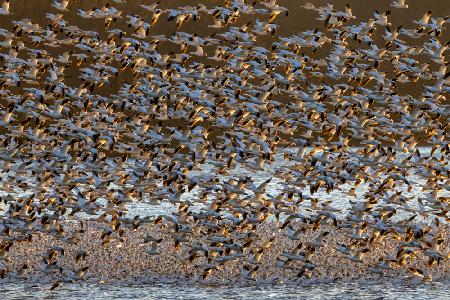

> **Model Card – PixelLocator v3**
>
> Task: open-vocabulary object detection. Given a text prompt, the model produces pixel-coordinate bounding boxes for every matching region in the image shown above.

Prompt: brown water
[1,0,449,135]
[2,0,450,36]
[1,0,449,93]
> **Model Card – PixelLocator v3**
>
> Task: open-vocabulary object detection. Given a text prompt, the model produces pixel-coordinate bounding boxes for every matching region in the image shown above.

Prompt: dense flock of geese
[0,0,449,289]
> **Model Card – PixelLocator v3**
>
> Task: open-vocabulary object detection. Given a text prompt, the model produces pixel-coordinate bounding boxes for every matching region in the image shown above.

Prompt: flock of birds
[0,0,449,289]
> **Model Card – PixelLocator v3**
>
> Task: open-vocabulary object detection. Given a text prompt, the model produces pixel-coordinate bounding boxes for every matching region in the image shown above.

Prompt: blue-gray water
[2,281,449,300]
[1,148,449,298]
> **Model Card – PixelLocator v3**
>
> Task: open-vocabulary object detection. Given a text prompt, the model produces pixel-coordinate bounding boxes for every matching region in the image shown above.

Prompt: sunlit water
[2,281,449,300]
[1,148,448,299]
[123,147,448,221]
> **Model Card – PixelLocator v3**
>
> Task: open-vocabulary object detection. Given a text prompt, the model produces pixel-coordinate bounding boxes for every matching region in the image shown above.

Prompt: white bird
[285,225,303,240]
[144,241,160,255]
[51,0,69,11]
[349,248,370,262]
[0,0,10,15]
[391,0,408,9]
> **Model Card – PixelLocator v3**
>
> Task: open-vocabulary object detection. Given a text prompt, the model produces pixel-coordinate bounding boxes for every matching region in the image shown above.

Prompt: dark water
[1,0,449,92]
[3,0,450,36]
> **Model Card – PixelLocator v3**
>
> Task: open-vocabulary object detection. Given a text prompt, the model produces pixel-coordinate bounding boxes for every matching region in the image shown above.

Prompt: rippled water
[124,147,449,222]
[2,281,449,300]
[1,148,449,298]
